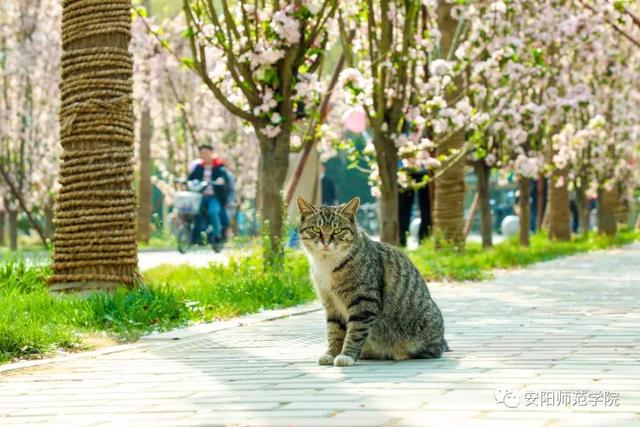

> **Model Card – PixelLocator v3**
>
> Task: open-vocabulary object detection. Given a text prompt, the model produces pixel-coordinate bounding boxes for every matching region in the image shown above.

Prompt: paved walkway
[0,248,233,271]
[1,244,640,426]
[137,249,233,271]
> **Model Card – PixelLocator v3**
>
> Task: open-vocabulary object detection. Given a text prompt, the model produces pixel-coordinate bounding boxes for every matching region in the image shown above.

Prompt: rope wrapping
[50,0,138,290]
[54,228,136,240]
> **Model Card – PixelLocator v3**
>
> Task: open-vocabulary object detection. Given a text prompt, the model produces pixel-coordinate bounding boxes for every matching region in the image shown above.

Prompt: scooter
[173,179,226,253]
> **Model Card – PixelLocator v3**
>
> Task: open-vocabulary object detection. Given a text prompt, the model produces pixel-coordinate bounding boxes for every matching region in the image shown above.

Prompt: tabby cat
[297,196,448,367]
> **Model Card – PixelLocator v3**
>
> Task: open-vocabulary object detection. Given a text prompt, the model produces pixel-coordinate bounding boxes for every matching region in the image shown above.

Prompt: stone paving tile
[1,243,640,426]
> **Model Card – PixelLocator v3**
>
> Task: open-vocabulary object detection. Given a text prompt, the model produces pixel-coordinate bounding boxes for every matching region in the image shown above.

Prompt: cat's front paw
[318,354,335,365]
[333,354,356,367]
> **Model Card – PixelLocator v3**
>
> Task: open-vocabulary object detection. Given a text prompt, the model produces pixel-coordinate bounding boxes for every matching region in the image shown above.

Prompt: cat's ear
[339,197,360,221]
[296,197,317,219]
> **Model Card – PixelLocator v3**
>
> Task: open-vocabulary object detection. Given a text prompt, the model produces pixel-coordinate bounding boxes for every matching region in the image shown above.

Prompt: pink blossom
[272,9,300,45]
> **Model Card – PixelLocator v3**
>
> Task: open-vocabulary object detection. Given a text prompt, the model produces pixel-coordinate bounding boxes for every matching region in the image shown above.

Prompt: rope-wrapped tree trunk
[50,0,138,292]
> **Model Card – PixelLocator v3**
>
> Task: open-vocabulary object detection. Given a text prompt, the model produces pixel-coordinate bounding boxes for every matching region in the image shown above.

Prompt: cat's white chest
[309,258,349,318]
[309,258,334,292]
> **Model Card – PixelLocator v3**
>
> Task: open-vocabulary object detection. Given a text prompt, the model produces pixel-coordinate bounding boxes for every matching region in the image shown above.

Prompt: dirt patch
[0,333,124,377]
[81,333,121,350]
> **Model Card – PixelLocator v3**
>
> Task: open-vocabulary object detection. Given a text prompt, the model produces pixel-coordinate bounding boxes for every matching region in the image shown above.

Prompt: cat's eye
[335,228,349,237]
[312,226,322,234]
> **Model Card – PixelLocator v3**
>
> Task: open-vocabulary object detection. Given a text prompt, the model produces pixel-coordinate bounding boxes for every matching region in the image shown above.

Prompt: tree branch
[0,162,47,246]
[607,0,640,29]
[578,0,640,48]
[201,0,261,105]
[284,41,350,205]
[183,0,259,124]
[165,70,201,148]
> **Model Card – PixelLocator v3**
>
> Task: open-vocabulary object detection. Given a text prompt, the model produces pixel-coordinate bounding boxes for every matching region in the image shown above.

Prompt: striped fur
[297,197,447,367]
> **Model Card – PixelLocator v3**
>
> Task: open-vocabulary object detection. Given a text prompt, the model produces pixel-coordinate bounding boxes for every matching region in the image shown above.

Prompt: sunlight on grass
[143,252,315,320]
[409,228,640,281]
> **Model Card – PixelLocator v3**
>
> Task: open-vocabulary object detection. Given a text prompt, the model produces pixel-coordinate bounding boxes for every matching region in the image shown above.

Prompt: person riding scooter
[187,144,231,249]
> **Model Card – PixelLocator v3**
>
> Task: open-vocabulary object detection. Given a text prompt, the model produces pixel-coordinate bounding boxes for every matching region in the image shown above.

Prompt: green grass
[0,263,85,360]
[143,253,315,320]
[409,228,640,282]
[137,234,178,250]
[0,250,314,363]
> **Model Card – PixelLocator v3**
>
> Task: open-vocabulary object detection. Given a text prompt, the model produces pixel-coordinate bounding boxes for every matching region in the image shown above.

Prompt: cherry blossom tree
[335,0,422,245]
[334,0,489,246]
[183,0,337,264]
[540,0,640,236]
[132,10,260,238]
[462,0,640,245]
[458,1,530,247]
[578,0,640,49]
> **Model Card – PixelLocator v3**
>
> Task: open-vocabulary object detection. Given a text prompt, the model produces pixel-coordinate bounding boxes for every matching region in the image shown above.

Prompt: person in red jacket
[188,145,231,246]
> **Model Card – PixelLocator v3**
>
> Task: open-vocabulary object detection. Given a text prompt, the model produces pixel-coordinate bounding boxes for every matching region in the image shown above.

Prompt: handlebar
[179,178,226,193]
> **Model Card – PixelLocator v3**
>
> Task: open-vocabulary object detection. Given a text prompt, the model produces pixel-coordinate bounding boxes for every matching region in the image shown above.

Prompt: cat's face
[297,197,360,258]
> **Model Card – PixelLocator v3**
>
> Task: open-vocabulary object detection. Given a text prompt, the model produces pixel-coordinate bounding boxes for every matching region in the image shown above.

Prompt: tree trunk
[575,187,589,235]
[433,131,466,248]
[8,210,18,251]
[50,0,138,292]
[137,106,153,243]
[614,191,628,226]
[257,135,289,267]
[44,205,54,242]
[536,177,544,232]
[0,209,5,247]
[518,176,530,247]
[474,160,492,248]
[379,184,400,245]
[433,1,466,249]
[547,169,571,241]
[597,187,617,237]
[375,136,400,245]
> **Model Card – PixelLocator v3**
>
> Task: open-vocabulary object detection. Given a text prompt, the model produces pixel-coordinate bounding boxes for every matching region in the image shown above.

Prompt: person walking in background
[398,170,432,247]
[530,178,547,232]
[321,163,338,206]
[569,191,579,233]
